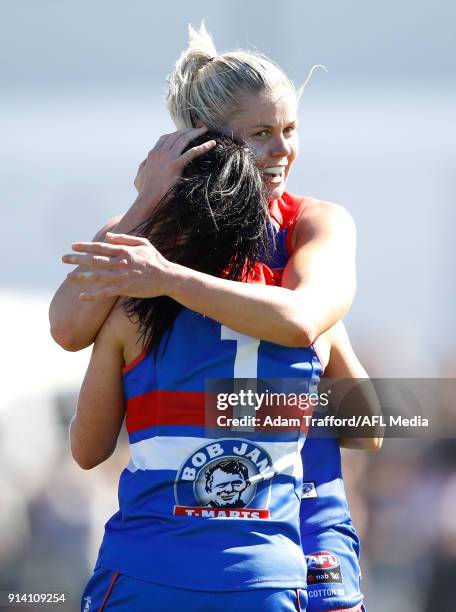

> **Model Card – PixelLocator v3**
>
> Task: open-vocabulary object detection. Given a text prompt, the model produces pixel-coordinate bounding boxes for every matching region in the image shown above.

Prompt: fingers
[156,128,193,151]
[151,127,208,155]
[105,233,150,246]
[154,133,173,150]
[79,286,121,301]
[181,139,217,165]
[172,127,209,154]
[62,235,149,265]
[160,127,208,152]
[67,269,123,284]
[135,127,213,200]
[68,242,122,256]
[62,253,117,268]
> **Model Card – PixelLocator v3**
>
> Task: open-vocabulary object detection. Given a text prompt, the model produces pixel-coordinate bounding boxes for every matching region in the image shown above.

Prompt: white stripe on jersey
[127,436,305,479]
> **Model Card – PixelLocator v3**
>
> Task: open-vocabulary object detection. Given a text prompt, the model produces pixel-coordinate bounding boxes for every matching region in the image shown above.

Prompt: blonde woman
[52,24,371,612]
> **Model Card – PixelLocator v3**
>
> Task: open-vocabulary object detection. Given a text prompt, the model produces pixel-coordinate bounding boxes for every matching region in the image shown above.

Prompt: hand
[133,127,216,208]
[62,233,174,301]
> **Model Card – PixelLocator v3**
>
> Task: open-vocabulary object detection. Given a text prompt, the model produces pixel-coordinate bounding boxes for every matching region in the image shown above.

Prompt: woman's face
[225,87,299,201]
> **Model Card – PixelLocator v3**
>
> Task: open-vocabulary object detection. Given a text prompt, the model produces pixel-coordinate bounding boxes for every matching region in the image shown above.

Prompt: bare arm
[49,200,159,350]
[167,201,356,345]
[50,212,129,351]
[49,127,216,352]
[63,200,357,347]
[323,322,383,451]
[70,307,127,469]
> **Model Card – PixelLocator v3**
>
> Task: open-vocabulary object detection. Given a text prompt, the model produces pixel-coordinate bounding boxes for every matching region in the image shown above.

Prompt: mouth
[261,166,286,184]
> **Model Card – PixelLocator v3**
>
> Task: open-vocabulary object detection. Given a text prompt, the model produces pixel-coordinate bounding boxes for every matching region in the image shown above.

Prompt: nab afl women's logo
[306,551,339,571]
[174,439,273,519]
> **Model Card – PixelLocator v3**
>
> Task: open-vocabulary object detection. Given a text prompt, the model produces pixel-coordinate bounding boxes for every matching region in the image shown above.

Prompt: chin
[266,184,286,202]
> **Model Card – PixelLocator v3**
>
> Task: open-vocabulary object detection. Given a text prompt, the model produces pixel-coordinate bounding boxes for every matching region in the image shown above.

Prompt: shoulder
[292,198,356,247]
[93,214,124,241]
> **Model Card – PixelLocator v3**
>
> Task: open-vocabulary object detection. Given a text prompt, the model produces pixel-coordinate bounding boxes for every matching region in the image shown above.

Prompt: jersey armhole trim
[123,351,148,374]
[285,196,311,255]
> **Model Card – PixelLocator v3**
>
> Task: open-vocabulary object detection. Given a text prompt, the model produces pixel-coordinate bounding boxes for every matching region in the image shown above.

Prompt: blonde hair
[167,22,298,130]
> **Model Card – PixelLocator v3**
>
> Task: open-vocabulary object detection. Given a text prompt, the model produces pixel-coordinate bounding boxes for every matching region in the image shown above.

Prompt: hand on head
[133,127,216,206]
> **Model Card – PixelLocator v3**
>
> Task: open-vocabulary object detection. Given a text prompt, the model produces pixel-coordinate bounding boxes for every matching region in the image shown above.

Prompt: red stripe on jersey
[126,391,206,433]
[126,390,312,434]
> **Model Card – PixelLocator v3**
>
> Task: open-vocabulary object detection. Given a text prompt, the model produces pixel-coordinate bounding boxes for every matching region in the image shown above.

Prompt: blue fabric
[97,310,322,590]
[81,568,307,611]
[300,437,351,532]
[301,521,364,611]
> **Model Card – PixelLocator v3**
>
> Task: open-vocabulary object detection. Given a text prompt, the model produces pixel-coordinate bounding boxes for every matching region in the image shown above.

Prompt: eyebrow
[247,120,297,129]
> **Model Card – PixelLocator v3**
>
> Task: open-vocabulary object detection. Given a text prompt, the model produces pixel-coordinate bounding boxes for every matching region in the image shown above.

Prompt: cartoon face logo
[203,459,251,508]
[174,439,274,518]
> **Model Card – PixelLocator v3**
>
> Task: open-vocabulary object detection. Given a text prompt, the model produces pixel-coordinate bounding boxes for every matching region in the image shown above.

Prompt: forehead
[231,88,297,129]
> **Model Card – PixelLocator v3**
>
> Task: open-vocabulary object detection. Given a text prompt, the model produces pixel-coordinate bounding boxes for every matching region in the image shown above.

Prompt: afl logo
[174,439,273,519]
[306,551,339,570]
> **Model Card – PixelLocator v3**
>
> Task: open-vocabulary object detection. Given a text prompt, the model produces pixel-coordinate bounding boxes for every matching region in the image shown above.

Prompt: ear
[195,120,207,128]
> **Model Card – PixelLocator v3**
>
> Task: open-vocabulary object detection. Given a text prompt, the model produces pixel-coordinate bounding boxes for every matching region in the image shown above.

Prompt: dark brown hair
[123,131,272,353]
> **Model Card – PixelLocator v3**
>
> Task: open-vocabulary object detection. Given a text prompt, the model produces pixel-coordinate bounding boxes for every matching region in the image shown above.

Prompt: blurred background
[1,0,455,610]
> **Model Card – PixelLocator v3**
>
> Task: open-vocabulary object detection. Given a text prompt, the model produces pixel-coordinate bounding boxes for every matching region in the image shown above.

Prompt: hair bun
[188,22,217,57]
[167,21,296,130]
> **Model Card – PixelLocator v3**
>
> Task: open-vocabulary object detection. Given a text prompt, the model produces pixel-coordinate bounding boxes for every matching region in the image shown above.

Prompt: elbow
[368,436,383,452]
[70,440,103,470]
[50,324,76,352]
[339,436,383,451]
[72,453,99,470]
[70,440,97,469]
[71,446,113,470]
[49,299,92,351]
[50,324,90,352]
[70,421,114,469]
[289,320,316,348]
[359,437,383,452]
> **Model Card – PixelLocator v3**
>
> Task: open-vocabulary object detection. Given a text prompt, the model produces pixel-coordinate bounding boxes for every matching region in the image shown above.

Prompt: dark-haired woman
[67,134,379,611]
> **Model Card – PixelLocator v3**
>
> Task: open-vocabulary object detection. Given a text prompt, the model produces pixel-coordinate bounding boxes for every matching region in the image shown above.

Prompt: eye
[253,129,269,138]
[284,125,297,135]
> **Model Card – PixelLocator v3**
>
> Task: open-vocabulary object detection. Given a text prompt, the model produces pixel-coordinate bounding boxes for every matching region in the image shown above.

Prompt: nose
[270,134,291,158]
[223,484,234,493]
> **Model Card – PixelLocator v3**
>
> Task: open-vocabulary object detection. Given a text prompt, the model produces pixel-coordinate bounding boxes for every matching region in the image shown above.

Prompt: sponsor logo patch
[306,551,343,584]
[174,439,273,519]
[301,481,318,499]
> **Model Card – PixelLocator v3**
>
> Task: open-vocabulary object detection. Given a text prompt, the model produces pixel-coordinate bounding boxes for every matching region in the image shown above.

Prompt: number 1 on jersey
[220,325,260,378]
